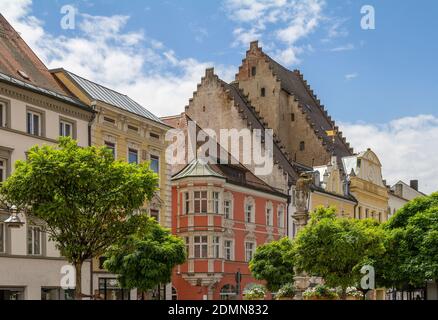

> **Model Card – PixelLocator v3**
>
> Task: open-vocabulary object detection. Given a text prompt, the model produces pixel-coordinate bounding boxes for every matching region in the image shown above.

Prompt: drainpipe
[88,102,97,147]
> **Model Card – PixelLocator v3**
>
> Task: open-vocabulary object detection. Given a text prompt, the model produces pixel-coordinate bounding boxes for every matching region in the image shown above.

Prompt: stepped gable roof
[55,69,165,125]
[223,78,311,180]
[246,41,354,158]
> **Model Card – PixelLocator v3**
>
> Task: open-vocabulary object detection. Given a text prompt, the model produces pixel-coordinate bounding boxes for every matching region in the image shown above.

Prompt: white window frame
[245,241,256,262]
[213,236,221,259]
[183,192,190,215]
[224,239,234,261]
[212,191,220,214]
[194,191,208,214]
[245,198,255,223]
[0,158,6,183]
[59,120,73,137]
[194,235,208,258]
[0,222,5,254]
[266,202,273,226]
[0,102,6,127]
[277,205,285,228]
[27,110,41,136]
[27,225,42,256]
[224,200,232,219]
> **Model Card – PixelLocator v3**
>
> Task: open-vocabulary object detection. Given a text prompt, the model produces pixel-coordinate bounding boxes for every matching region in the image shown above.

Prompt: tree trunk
[75,261,83,300]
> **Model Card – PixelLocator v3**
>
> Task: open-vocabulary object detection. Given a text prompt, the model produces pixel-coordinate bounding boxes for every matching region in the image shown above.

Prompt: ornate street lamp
[5,205,24,228]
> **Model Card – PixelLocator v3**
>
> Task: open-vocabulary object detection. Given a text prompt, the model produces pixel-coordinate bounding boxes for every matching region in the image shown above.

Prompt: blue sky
[1,0,438,192]
[25,0,437,123]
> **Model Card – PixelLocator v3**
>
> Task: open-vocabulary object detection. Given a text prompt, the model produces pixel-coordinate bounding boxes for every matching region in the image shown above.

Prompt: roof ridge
[61,69,131,97]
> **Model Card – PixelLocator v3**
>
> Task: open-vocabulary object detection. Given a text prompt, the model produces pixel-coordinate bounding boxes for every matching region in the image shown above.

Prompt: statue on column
[293,172,313,232]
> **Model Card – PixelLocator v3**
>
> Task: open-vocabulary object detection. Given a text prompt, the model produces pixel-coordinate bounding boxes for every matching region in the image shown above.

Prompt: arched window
[220,284,237,300]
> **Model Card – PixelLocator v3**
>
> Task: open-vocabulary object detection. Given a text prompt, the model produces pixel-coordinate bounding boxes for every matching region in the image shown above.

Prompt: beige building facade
[0,14,93,300]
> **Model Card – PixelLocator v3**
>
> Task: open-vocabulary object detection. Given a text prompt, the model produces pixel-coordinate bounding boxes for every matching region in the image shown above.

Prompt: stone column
[292,173,313,299]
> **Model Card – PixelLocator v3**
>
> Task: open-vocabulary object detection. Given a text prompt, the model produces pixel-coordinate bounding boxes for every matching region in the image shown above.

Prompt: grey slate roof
[62,70,164,124]
[0,71,89,110]
[264,54,353,158]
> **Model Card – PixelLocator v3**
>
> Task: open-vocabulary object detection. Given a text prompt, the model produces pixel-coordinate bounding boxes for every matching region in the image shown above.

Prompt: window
[103,117,115,124]
[245,201,254,223]
[184,192,190,214]
[150,155,159,174]
[224,240,233,261]
[59,120,73,137]
[299,141,305,151]
[357,159,362,168]
[99,278,130,300]
[212,192,220,214]
[194,191,208,214]
[365,209,369,219]
[277,206,285,228]
[260,88,265,97]
[266,206,272,226]
[0,223,5,253]
[0,158,6,183]
[194,236,208,258]
[356,207,362,219]
[251,66,257,77]
[128,125,138,132]
[27,111,41,136]
[104,141,116,158]
[213,236,220,259]
[128,149,138,164]
[224,200,232,219]
[0,102,6,127]
[27,226,42,255]
[150,132,160,139]
[185,237,190,257]
[245,242,255,262]
[291,113,295,122]
[150,209,159,222]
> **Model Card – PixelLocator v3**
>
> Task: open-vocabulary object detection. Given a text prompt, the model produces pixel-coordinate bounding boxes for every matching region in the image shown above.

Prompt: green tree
[249,237,295,292]
[103,218,186,295]
[0,137,158,298]
[377,193,438,290]
[293,207,385,299]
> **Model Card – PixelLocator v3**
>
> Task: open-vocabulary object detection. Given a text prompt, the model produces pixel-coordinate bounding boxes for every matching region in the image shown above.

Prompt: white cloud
[0,0,234,117]
[330,43,355,52]
[224,0,325,66]
[344,73,358,80]
[340,115,438,194]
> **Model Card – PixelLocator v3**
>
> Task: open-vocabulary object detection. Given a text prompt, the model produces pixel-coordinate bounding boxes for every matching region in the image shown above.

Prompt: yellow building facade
[52,68,172,300]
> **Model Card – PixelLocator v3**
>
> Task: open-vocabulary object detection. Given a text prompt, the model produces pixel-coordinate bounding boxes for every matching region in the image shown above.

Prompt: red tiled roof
[0,14,69,95]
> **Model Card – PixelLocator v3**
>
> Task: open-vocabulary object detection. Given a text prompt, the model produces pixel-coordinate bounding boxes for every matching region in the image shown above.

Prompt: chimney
[410,180,419,191]
[205,67,215,78]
